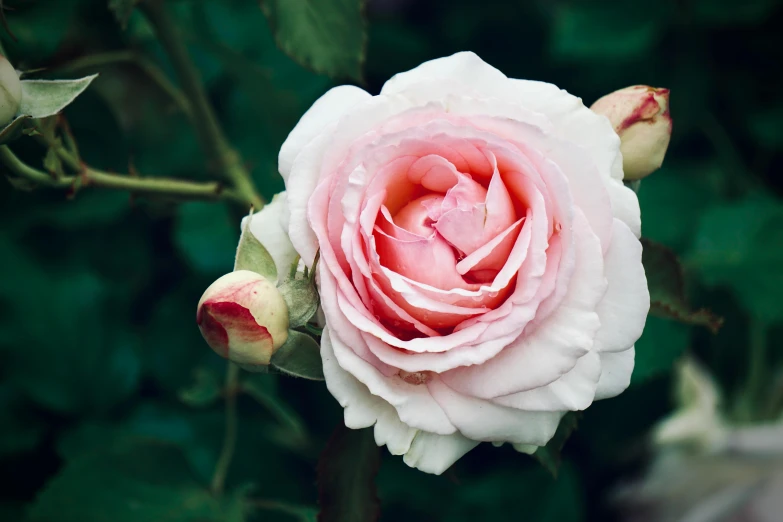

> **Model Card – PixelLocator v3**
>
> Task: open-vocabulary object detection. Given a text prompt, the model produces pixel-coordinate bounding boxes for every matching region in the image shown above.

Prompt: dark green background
[2,0,783,520]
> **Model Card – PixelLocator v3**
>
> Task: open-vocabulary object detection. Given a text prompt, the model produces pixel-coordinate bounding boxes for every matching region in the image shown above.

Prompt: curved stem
[140,0,263,210]
[1,145,241,202]
[211,362,240,496]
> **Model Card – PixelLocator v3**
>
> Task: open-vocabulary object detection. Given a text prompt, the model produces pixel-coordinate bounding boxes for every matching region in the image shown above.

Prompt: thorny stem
[211,362,240,496]
[140,0,264,210]
[0,145,241,202]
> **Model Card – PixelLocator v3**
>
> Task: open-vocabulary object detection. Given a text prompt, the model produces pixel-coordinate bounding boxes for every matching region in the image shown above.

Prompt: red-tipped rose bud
[591,85,672,180]
[0,54,22,126]
[197,270,289,370]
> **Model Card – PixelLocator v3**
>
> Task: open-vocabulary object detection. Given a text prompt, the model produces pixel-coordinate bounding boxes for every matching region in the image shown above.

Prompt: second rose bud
[197,270,289,370]
[591,85,672,181]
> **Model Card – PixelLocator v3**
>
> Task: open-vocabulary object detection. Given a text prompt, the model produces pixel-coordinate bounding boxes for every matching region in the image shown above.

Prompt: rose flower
[256,52,653,474]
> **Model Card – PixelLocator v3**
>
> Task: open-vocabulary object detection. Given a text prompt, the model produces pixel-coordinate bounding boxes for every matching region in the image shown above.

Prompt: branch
[140,0,264,209]
[211,362,240,496]
[0,145,242,202]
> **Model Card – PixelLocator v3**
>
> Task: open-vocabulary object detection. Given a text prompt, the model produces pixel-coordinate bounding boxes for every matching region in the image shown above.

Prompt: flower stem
[211,362,240,496]
[0,145,242,202]
[139,0,263,210]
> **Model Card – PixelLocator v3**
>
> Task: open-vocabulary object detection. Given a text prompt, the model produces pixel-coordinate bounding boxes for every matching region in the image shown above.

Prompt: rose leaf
[270,330,324,381]
[642,238,723,333]
[18,75,99,119]
[261,0,366,81]
[279,278,319,329]
[235,209,278,281]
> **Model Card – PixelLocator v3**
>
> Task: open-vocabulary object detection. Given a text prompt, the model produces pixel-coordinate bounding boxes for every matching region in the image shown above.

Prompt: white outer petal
[320,280,457,435]
[427,377,564,446]
[322,328,477,474]
[286,132,333,265]
[278,85,371,181]
[241,192,297,284]
[594,219,649,353]
[381,51,507,97]
[492,350,601,411]
[402,431,479,475]
[594,347,635,400]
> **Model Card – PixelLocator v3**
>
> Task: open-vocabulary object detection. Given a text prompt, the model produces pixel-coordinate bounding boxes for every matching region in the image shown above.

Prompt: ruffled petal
[402,430,479,475]
[441,210,606,398]
[381,51,507,98]
[593,219,649,353]
[427,376,563,445]
[321,275,457,435]
[279,85,371,180]
[491,350,601,411]
[594,346,635,400]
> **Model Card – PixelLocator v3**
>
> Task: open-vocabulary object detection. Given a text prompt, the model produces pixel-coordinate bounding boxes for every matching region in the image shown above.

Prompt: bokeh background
[2,0,783,520]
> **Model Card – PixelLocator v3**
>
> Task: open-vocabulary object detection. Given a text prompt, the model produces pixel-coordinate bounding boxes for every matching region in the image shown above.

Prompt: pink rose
[275,52,650,474]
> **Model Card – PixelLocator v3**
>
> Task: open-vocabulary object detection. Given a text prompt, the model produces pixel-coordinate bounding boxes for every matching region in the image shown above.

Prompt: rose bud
[197,270,289,369]
[591,85,672,180]
[0,54,22,126]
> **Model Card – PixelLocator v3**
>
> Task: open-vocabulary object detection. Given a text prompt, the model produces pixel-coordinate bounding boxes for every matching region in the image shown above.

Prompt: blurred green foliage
[1,0,783,520]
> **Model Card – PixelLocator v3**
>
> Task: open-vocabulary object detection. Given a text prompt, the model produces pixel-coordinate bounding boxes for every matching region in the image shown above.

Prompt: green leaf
[29,439,245,522]
[178,367,221,408]
[234,209,277,281]
[18,75,99,119]
[0,115,31,145]
[261,0,366,80]
[532,412,580,478]
[317,424,380,522]
[688,197,783,322]
[270,330,324,381]
[109,0,138,29]
[279,278,319,328]
[643,238,723,333]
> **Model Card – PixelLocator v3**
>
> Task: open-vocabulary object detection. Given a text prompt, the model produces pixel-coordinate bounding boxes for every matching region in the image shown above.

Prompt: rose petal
[593,219,649,353]
[279,85,371,180]
[321,276,457,434]
[441,210,606,398]
[427,376,563,445]
[402,430,479,475]
[491,350,601,411]
[594,346,635,400]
